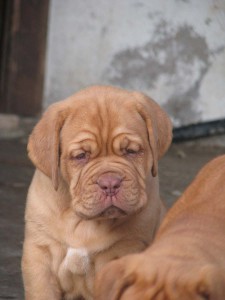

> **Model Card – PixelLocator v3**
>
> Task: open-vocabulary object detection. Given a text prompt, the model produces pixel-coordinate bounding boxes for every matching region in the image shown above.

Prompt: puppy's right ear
[28,103,69,190]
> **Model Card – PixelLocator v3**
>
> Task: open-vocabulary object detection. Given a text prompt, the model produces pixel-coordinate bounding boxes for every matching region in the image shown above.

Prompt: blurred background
[0,0,225,299]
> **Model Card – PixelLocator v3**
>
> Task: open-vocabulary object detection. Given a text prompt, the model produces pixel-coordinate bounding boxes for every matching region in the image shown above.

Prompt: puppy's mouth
[76,205,127,220]
[99,205,127,219]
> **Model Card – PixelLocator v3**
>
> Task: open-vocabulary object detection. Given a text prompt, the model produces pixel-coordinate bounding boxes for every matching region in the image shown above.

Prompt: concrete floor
[0,135,224,299]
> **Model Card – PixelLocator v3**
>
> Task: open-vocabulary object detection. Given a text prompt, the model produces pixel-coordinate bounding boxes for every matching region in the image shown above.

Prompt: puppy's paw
[94,254,140,300]
[94,254,225,300]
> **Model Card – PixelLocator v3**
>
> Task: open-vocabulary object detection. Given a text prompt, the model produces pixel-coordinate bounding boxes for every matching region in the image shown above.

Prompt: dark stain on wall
[104,22,211,125]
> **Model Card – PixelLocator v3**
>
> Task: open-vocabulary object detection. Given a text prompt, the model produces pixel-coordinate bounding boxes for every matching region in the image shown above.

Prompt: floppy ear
[28,103,69,190]
[133,92,172,177]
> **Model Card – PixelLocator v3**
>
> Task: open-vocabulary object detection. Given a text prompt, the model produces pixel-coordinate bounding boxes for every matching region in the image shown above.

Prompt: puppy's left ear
[134,92,172,177]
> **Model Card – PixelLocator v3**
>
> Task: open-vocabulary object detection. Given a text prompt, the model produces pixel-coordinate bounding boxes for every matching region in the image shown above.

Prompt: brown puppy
[22,85,172,300]
[95,155,225,300]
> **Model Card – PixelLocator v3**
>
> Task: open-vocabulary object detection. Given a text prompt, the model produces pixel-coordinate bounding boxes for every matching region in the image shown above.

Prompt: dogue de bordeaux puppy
[95,155,225,300]
[21,85,172,300]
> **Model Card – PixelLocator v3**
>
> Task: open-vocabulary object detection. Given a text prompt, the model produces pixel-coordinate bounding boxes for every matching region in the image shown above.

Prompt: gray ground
[0,135,224,299]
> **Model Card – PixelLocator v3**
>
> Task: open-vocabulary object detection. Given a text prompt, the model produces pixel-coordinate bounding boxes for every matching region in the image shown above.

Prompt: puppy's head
[28,86,172,219]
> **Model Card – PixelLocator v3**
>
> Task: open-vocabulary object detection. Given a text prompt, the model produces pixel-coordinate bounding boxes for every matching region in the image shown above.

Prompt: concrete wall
[43,0,225,127]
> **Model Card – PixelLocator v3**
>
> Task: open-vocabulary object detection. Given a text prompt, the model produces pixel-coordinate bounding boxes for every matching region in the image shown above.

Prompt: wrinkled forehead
[60,90,147,144]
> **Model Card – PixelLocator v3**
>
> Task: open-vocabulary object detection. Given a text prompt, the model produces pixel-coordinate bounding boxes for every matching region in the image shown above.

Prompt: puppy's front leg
[22,242,61,300]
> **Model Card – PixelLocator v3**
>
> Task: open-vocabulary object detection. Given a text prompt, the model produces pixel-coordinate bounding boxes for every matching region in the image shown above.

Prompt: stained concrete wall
[43,0,225,127]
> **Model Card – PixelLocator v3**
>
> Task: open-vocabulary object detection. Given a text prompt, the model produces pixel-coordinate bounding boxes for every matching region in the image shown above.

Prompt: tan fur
[95,155,225,300]
[22,85,172,300]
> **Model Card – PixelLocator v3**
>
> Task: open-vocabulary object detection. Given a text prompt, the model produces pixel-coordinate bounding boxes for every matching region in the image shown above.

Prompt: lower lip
[100,205,127,218]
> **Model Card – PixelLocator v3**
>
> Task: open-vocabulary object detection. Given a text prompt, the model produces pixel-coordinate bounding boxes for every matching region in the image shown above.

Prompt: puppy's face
[28,86,172,220]
[60,97,151,219]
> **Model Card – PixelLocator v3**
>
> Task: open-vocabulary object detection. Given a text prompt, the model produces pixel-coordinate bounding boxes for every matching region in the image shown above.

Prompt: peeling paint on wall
[44,0,225,127]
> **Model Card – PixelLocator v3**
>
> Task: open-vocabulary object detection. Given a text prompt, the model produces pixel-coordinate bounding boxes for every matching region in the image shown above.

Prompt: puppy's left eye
[125,148,138,155]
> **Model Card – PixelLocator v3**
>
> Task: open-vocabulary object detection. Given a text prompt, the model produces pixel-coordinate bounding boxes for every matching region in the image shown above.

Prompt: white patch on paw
[64,247,90,275]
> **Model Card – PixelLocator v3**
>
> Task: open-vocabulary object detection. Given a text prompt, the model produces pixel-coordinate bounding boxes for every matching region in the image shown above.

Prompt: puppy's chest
[56,219,119,297]
[58,247,94,299]
[62,247,90,275]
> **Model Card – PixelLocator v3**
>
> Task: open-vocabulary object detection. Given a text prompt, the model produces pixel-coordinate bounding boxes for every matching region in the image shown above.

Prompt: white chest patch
[63,247,90,275]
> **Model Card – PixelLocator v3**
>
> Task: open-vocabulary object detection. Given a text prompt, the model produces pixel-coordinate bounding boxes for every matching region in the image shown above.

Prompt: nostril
[111,178,122,190]
[113,183,120,189]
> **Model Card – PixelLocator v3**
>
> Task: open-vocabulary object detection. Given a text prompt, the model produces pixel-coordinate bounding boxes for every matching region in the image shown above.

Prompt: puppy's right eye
[75,152,86,160]
[69,150,90,163]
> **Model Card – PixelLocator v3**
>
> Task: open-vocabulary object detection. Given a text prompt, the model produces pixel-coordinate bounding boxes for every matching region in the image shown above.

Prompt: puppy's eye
[70,150,90,163]
[75,152,87,160]
[126,148,138,155]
